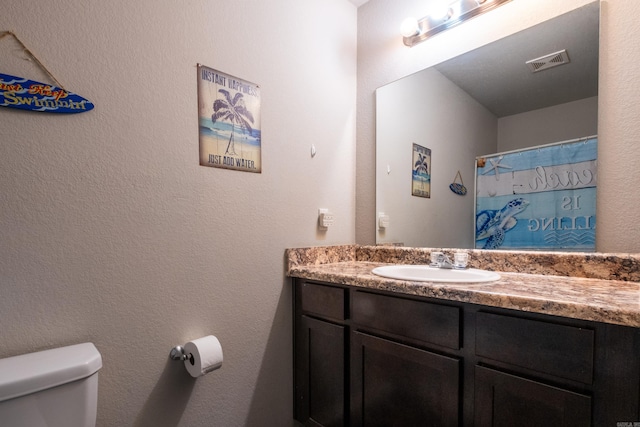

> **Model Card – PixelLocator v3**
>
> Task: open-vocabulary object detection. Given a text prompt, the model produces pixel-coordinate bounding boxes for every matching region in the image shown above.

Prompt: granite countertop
[286,245,640,328]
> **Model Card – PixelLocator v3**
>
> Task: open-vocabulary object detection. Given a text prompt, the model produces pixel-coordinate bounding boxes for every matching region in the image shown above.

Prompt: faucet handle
[454,252,469,269]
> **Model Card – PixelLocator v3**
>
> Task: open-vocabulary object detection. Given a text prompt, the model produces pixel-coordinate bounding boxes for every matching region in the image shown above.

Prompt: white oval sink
[371,265,500,283]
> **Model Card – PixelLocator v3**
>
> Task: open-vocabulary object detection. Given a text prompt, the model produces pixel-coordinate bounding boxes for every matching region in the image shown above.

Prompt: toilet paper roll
[183,335,223,378]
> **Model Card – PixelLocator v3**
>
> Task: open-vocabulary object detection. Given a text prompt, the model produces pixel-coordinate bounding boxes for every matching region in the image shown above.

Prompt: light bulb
[400,17,420,38]
[429,0,453,20]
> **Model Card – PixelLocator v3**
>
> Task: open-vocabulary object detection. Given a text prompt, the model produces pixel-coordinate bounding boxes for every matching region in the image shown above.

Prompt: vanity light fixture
[402,0,513,47]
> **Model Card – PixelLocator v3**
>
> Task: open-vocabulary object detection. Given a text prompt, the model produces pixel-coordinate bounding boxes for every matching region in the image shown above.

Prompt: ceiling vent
[526,49,570,73]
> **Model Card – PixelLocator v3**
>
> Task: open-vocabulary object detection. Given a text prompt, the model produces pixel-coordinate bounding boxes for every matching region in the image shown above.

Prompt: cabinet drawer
[351,291,460,349]
[476,312,594,384]
[300,281,346,320]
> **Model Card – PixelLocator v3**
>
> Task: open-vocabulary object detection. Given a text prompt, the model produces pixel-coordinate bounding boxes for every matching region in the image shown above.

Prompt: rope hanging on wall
[0,31,65,89]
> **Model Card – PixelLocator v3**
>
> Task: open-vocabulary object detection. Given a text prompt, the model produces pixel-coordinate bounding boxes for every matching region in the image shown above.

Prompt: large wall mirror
[376,1,599,250]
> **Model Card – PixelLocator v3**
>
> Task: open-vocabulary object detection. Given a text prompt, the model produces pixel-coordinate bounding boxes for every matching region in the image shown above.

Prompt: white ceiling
[348,0,370,7]
[428,2,599,117]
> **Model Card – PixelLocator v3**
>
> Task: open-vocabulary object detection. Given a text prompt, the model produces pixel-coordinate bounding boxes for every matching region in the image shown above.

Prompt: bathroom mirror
[376,1,599,249]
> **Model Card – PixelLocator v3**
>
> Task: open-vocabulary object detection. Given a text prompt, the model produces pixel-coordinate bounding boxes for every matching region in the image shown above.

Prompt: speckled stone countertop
[286,245,640,328]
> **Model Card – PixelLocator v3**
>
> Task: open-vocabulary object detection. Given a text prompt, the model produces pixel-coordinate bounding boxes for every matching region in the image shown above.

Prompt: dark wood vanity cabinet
[474,365,592,426]
[293,279,640,426]
[294,282,348,427]
[350,291,462,426]
[473,311,595,426]
[350,331,460,426]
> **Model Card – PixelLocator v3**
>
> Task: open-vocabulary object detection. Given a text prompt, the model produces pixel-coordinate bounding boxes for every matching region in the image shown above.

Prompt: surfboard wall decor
[0,72,94,114]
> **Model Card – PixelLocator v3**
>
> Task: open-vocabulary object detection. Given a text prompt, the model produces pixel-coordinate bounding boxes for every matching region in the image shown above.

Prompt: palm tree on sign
[414,153,429,190]
[211,89,255,155]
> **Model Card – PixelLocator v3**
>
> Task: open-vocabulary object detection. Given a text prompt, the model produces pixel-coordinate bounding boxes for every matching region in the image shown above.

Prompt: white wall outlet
[318,209,334,230]
[378,212,390,229]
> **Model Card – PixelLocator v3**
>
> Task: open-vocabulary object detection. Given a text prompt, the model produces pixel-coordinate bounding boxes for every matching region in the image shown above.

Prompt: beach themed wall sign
[0,31,94,114]
[0,72,94,113]
[197,64,262,173]
[411,143,431,198]
[449,170,467,195]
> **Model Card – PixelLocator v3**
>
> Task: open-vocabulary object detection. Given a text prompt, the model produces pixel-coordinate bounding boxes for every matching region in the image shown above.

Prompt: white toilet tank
[0,342,102,427]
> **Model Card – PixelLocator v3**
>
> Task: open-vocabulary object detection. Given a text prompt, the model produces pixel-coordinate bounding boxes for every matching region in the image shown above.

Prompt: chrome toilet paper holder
[169,345,192,362]
[169,336,223,377]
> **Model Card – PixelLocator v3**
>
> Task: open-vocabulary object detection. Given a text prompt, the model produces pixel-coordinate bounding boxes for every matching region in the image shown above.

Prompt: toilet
[0,342,102,427]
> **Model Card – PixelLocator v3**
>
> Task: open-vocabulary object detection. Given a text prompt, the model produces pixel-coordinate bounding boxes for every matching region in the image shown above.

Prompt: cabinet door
[295,315,346,427]
[351,331,460,427]
[474,366,591,427]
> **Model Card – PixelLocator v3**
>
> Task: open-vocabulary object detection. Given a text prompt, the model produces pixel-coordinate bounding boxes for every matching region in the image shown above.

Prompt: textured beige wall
[356,0,640,253]
[597,0,640,252]
[0,1,356,426]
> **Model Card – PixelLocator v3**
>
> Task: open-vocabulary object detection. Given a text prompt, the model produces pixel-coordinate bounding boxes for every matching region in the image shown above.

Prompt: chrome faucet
[431,253,454,269]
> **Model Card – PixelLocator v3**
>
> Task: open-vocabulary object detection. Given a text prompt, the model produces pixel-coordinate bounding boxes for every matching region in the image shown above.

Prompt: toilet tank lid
[0,342,102,402]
